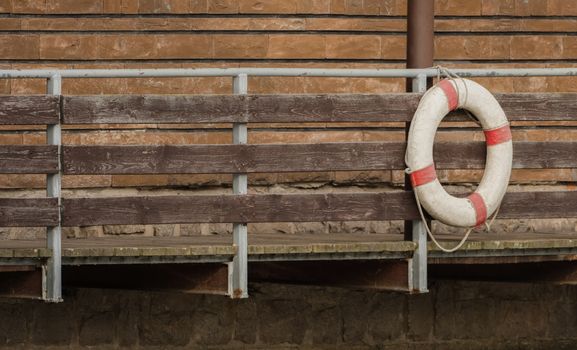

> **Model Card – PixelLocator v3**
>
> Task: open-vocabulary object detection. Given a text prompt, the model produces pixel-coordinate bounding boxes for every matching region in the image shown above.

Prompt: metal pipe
[405,0,434,244]
[406,0,435,71]
[2,68,577,79]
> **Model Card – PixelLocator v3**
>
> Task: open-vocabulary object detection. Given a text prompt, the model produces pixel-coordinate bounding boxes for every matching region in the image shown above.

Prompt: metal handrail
[2,67,577,79]
[6,66,577,300]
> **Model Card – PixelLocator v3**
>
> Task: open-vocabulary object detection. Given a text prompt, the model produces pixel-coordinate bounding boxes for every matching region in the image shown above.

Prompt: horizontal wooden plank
[62,143,405,174]
[0,96,60,125]
[62,93,577,124]
[500,191,577,219]
[247,94,419,123]
[61,191,577,226]
[0,198,59,227]
[62,95,247,124]
[62,142,577,175]
[497,93,577,122]
[0,146,58,174]
[61,192,420,226]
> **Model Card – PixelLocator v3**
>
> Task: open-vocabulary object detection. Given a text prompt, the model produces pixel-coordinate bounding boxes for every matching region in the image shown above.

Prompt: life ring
[405,78,513,228]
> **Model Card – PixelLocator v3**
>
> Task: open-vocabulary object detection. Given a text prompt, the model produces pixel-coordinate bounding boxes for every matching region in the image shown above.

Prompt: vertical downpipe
[405,0,433,293]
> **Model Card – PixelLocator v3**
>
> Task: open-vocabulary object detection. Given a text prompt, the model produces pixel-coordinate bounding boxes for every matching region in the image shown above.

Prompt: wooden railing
[1,91,577,300]
[1,93,577,228]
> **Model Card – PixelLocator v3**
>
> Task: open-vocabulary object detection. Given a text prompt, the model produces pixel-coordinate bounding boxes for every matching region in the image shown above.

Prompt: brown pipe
[405,0,434,240]
[406,0,434,70]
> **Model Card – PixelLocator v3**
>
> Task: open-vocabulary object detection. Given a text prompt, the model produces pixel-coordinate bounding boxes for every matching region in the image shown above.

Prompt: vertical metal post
[229,74,248,298]
[408,74,429,294]
[46,74,63,302]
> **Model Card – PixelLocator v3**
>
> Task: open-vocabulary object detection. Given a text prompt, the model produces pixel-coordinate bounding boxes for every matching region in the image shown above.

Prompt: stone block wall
[0,280,576,349]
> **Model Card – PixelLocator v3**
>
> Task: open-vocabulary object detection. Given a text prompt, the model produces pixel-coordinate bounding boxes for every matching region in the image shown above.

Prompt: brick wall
[0,0,576,239]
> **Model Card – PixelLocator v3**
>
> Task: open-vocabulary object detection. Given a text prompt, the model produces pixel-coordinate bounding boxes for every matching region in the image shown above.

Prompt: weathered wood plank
[62,93,577,124]
[61,192,420,226]
[496,93,577,121]
[0,198,59,227]
[0,145,58,174]
[248,94,419,123]
[500,191,577,219]
[61,191,577,226]
[0,95,60,125]
[62,142,577,175]
[62,143,405,174]
[62,95,247,124]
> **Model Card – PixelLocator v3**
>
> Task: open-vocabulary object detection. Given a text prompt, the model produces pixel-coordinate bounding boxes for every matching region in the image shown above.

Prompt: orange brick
[11,0,45,13]
[307,18,404,32]
[250,76,306,94]
[138,0,189,13]
[510,36,563,60]
[296,0,330,13]
[154,35,212,59]
[79,131,231,145]
[40,35,98,59]
[121,0,139,13]
[381,35,405,60]
[0,35,39,59]
[0,174,44,189]
[547,0,577,15]
[330,0,346,13]
[436,36,510,60]
[46,0,103,13]
[213,35,268,59]
[239,0,296,13]
[267,35,325,59]
[97,35,157,59]
[326,35,381,59]
[103,0,122,12]
[481,0,515,15]
[0,18,20,30]
[168,174,231,186]
[0,0,10,12]
[436,0,481,15]
[515,0,547,15]
[10,78,45,94]
[0,134,23,145]
[249,18,305,31]
[63,175,112,188]
[189,0,208,12]
[519,19,577,33]
[208,0,239,13]
[112,175,170,187]
[563,37,577,60]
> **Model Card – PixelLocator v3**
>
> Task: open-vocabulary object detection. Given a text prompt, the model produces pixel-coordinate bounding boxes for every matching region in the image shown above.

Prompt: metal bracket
[45,74,63,302]
[229,74,249,299]
[408,74,429,293]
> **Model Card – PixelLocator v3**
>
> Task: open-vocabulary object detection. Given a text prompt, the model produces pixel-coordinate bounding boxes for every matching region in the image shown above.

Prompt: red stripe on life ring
[484,124,512,146]
[438,80,459,111]
[410,163,437,188]
[467,192,487,227]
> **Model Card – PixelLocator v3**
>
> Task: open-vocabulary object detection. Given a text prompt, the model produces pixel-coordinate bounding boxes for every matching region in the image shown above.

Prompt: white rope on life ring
[405,78,513,230]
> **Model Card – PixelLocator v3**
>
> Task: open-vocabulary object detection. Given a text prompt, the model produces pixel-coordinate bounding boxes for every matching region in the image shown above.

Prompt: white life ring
[406,78,513,228]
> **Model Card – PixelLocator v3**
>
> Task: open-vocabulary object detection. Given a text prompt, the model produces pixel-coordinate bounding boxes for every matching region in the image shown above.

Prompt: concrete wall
[1,281,576,349]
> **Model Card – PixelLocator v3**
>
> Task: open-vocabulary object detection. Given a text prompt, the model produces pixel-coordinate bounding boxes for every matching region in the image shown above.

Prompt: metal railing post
[409,73,429,293]
[229,74,248,298]
[46,74,63,302]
